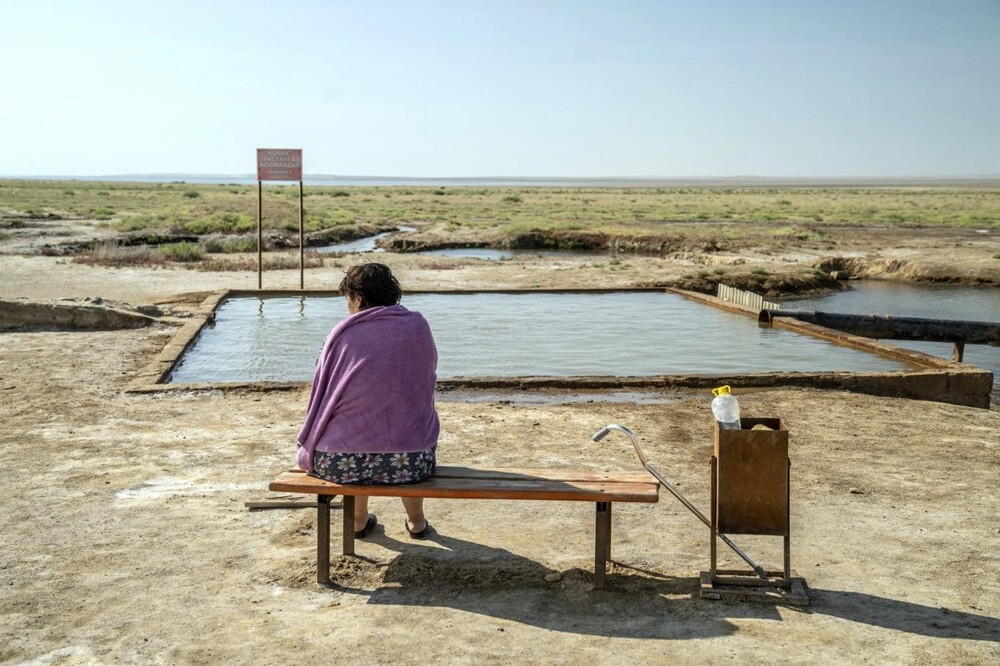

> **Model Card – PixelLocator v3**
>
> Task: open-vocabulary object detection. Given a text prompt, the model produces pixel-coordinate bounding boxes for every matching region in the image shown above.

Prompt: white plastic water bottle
[711,385,741,430]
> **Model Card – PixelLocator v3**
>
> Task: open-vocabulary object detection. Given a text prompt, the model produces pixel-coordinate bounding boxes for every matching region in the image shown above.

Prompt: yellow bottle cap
[712,385,732,397]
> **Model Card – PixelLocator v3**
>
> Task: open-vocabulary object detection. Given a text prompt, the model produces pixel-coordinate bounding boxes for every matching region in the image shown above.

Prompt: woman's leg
[401,497,426,532]
[354,495,371,532]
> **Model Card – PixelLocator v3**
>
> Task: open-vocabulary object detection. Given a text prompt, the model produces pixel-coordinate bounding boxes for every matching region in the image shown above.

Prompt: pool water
[168,292,913,384]
[785,281,999,401]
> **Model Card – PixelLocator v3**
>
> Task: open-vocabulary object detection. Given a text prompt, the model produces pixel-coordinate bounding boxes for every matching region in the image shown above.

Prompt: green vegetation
[89,206,115,220]
[201,235,256,253]
[184,212,255,234]
[114,212,193,232]
[2,180,999,244]
[155,242,204,262]
[772,225,823,241]
[713,268,726,275]
[751,267,769,275]
[78,240,324,270]
[86,241,162,266]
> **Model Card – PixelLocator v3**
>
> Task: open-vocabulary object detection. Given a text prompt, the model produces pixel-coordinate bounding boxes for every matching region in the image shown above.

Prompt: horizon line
[5,173,1000,182]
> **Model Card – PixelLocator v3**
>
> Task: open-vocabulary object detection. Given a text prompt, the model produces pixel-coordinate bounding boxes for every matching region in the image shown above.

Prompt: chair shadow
[796,588,1000,643]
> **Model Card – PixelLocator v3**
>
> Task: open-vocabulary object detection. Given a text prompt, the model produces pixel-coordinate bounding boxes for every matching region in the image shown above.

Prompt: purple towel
[296,304,439,471]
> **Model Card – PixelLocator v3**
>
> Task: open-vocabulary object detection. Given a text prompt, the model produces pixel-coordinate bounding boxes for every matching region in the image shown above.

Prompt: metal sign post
[299,180,305,288]
[256,148,304,289]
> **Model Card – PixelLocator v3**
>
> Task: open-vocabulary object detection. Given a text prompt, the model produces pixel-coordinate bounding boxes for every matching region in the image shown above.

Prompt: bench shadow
[792,588,1000,643]
[317,528,1000,642]
[322,527,780,639]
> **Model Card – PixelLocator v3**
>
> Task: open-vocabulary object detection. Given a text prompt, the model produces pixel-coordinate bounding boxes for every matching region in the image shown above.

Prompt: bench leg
[317,494,331,585]
[595,501,611,590]
[342,494,355,556]
[605,502,612,563]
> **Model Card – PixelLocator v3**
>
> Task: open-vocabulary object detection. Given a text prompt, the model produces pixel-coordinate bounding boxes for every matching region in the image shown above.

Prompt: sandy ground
[1,228,999,664]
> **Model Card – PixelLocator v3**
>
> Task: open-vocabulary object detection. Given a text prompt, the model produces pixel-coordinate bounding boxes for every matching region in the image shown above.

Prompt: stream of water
[314,230,601,260]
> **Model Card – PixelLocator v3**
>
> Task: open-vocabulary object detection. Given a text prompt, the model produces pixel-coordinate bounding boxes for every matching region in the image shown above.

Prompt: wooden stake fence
[717,284,781,311]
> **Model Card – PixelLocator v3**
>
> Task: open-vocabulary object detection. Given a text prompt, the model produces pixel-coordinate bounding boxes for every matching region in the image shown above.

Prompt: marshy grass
[78,241,165,267]
[4,180,999,248]
[200,235,257,253]
[156,242,204,262]
[89,207,115,220]
[184,212,255,234]
[77,239,323,270]
[772,225,824,241]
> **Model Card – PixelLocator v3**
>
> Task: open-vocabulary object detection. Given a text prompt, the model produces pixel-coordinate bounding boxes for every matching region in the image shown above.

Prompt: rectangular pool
[168,292,914,384]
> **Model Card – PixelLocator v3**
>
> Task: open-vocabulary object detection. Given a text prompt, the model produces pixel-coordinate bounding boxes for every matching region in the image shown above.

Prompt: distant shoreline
[3,174,1000,188]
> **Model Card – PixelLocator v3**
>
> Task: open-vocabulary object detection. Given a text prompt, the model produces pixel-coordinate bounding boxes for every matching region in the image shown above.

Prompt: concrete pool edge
[126,288,995,409]
[127,290,228,390]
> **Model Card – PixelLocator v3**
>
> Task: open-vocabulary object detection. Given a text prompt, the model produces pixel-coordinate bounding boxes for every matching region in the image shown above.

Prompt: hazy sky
[3,0,999,177]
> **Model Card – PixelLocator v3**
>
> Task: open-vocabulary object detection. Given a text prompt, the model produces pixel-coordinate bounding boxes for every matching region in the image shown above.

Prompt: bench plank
[270,470,659,503]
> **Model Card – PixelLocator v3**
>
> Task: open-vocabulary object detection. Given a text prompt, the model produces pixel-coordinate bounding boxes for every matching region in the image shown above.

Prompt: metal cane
[593,424,768,579]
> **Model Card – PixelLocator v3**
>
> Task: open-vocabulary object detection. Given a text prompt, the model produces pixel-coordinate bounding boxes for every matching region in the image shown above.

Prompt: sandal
[405,519,429,540]
[354,514,378,539]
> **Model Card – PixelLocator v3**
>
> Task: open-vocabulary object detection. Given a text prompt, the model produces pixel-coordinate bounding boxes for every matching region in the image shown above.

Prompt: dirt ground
[1,226,998,664]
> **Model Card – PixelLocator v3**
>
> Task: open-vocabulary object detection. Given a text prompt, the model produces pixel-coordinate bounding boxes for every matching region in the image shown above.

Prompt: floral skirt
[310,446,436,485]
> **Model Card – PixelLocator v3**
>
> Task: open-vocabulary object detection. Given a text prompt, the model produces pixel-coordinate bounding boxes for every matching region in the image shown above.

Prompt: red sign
[257,148,303,181]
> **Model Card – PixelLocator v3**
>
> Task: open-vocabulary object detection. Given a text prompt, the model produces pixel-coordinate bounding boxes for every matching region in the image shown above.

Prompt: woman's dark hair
[339,263,402,309]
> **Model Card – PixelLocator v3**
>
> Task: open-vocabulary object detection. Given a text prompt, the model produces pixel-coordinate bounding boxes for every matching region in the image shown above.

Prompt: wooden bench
[269,466,660,589]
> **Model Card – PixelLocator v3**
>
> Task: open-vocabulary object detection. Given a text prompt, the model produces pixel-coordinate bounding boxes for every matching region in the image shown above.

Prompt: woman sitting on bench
[296,263,440,539]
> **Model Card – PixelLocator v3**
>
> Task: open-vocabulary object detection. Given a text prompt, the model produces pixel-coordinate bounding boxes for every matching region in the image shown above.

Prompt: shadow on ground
[798,589,1000,642]
[319,527,1000,642]
[323,528,763,639]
